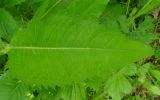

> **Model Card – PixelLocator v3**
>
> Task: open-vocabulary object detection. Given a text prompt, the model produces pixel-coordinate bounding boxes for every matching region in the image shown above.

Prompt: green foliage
[118,13,155,44]
[30,84,87,100]
[103,64,136,100]
[0,75,29,100]
[59,84,87,100]
[135,0,160,18]
[150,70,160,82]
[0,0,160,99]
[105,74,132,100]
[0,9,18,42]
[147,85,160,95]
[128,16,155,43]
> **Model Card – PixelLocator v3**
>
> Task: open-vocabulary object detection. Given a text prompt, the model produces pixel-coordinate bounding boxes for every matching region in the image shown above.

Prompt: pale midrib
[9,46,145,52]
[11,46,109,51]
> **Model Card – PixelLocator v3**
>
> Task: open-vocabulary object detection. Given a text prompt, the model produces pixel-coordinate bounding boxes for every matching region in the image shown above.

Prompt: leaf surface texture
[7,0,153,86]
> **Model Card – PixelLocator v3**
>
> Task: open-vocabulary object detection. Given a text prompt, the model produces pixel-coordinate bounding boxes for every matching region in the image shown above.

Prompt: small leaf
[150,70,160,82]
[137,64,151,77]
[0,76,29,100]
[85,78,104,92]
[148,85,160,95]
[138,16,154,31]
[0,9,18,42]
[155,49,160,59]
[105,74,132,100]
[120,64,137,76]
[119,15,154,44]
[101,1,124,21]
[60,84,87,100]
[118,15,130,33]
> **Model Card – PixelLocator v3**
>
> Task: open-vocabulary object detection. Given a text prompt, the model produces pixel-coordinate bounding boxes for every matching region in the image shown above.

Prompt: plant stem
[126,0,131,15]
[134,0,153,19]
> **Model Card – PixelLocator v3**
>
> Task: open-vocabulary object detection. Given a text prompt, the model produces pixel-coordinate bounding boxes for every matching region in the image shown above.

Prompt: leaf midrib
[9,46,147,52]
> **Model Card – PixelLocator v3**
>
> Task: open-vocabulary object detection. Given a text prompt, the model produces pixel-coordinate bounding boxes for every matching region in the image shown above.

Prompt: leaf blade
[7,0,153,86]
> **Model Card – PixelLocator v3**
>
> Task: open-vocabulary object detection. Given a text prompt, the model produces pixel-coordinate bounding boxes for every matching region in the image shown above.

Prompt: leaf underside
[7,0,152,86]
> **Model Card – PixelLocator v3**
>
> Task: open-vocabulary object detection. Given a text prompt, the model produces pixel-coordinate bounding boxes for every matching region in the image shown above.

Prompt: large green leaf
[6,0,152,86]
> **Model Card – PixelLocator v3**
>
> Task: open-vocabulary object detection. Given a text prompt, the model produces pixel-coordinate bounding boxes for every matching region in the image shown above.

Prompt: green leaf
[138,16,154,31]
[120,64,137,76]
[6,0,153,86]
[150,70,160,82]
[0,9,18,42]
[118,15,130,33]
[85,78,104,92]
[32,86,61,100]
[31,84,87,100]
[60,84,87,100]
[127,16,154,44]
[101,1,124,21]
[105,74,132,100]
[155,49,160,59]
[134,0,160,19]
[137,64,151,77]
[0,39,10,55]
[0,76,29,100]
[118,15,154,44]
[148,85,160,95]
